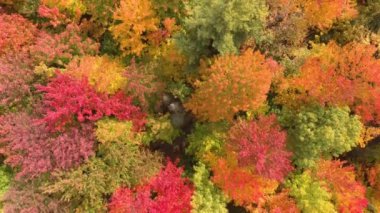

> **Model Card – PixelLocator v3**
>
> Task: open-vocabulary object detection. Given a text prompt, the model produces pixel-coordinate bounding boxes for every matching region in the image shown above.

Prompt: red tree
[36,73,146,131]
[228,115,293,181]
[109,161,193,213]
[0,113,95,180]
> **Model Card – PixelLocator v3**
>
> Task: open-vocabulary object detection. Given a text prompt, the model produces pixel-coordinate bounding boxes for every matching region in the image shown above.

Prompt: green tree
[42,140,162,212]
[286,172,337,213]
[191,163,228,213]
[186,121,229,161]
[279,106,362,169]
[176,0,269,63]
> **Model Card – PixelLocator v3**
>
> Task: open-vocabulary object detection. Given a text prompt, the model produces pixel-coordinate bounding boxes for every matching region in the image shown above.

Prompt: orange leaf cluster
[367,164,380,209]
[185,50,282,122]
[265,190,300,213]
[110,0,177,56]
[0,13,38,55]
[278,42,380,124]
[299,0,357,30]
[316,160,368,213]
[210,153,278,208]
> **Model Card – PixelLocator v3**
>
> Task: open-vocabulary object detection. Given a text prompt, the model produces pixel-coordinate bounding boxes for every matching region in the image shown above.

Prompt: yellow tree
[110,0,159,56]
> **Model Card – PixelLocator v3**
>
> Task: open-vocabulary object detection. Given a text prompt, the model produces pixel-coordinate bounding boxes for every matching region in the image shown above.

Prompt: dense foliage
[108,161,193,213]
[185,50,281,122]
[191,163,228,212]
[176,0,269,63]
[228,115,293,181]
[1,0,380,211]
[279,106,362,169]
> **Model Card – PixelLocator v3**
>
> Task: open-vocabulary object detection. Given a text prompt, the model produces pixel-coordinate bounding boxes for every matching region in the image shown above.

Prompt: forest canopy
[0,0,380,212]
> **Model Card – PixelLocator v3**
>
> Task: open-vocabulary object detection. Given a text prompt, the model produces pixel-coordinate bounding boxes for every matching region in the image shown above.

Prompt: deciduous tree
[278,42,380,124]
[176,0,269,63]
[279,106,362,169]
[185,50,281,122]
[108,161,193,213]
[228,115,293,181]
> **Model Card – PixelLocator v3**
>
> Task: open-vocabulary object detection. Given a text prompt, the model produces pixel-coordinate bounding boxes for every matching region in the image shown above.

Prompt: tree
[367,164,380,211]
[279,106,362,169]
[95,118,135,144]
[110,0,177,56]
[298,0,357,30]
[0,54,34,111]
[176,0,269,63]
[264,190,300,213]
[3,184,69,213]
[209,154,278,208]
[0,113,95,180]
[43,141,162,212]
[191,163,228,213]
[0,13,38,56]
[286,172,337,212]
[108,161,193,213]
[186,121,229,161]
[124,59,165,110]
[265,0,309,57]
[30,23,99,66]
[0,165,12,204]
[40,0,86,20]
[316,160,368,213]
[36,73,146,131]
[228,115,293,181]
[66,56,127,95]
[277,42,380,124]
[283,107,355,164]
[185,50,281,122]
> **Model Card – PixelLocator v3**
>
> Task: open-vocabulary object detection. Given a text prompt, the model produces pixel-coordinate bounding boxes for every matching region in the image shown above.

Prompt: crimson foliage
[228,115,293,181]
[109,161,193,213]
[36,73,146,131]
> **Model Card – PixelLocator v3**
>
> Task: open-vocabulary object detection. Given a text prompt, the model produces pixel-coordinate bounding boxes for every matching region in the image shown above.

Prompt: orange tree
[278,41,380,124]
[185,50,282,122]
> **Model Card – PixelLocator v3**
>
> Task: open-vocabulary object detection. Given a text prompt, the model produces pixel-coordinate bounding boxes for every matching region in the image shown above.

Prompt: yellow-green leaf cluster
[144,115,181,144]
[191,163,228,213]
[286,172,337,213]
[95,118,135,144]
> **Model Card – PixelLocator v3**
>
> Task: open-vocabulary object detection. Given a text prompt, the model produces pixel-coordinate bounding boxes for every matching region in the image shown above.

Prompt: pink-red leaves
[0,13,38,55]
[0,113,95,180]
[36,73,104,130]
[37,73,145,131]
[0,53,34,108]
[30,23,99,66]
[109,161,193,213]
[228,115,293,181]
